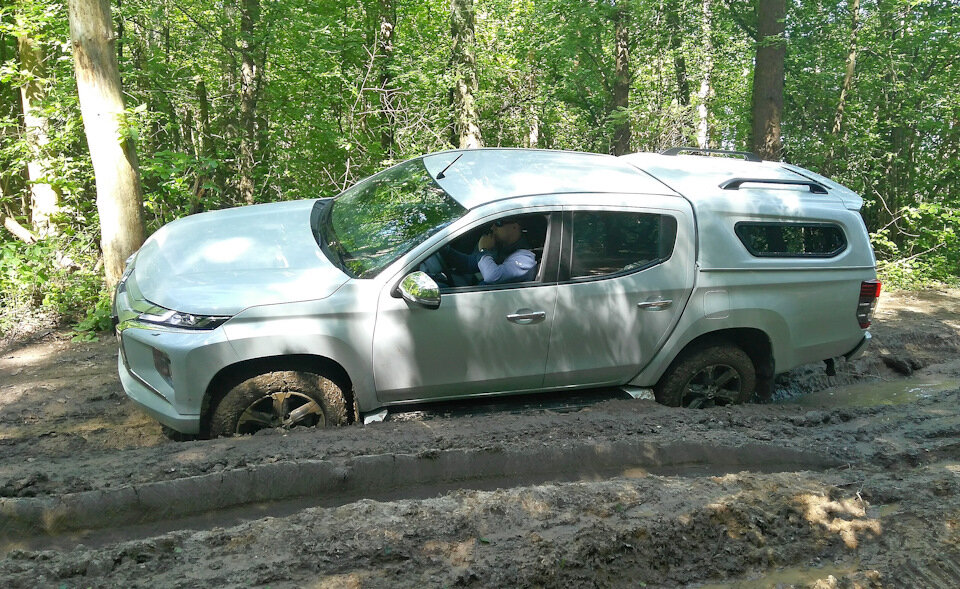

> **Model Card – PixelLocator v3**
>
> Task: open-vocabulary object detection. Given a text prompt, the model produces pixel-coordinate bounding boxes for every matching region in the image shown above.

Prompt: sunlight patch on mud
[0,343,60,369]
[422,537,476,567]
[798,493,881,549]
[309,572,367,588]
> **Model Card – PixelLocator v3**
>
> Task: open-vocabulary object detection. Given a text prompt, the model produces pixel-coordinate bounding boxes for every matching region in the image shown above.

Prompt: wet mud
[0,288,959,587]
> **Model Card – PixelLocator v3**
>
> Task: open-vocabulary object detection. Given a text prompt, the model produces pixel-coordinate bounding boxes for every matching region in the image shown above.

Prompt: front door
[373,284,558,402]
[372,211,560,402]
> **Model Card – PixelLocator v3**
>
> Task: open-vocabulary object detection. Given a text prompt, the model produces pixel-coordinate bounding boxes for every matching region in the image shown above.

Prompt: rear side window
[570,211,677,278]
[735,222,846,257]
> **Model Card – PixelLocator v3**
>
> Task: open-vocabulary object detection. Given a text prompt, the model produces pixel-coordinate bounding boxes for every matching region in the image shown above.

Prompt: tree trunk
[0,19,21,208]
[612,2,631,156]
[68,0,145,292]
[697,0,714,149]
[16,15,61,237]
[450,0,482,149]
[667,1,690,107]
[238,0,261,205]
[523,49,539,149]
[832,0,860,137]
[196,77,213,159]
[750,0,785,161]
[379,0,396,157]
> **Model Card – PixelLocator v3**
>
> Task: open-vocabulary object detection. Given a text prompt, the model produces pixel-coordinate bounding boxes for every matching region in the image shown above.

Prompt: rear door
[543,201,696,388]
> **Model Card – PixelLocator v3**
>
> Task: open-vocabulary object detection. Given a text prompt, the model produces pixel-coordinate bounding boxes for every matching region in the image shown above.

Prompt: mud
[0,288,959,588]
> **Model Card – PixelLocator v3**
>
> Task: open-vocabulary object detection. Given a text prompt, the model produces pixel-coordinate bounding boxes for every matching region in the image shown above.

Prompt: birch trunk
[68,0,145,291]
[16,19,61,237]
[697,0,713,149]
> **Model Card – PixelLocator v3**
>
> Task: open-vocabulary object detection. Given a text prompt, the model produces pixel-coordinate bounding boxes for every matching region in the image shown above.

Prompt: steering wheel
[419,251,452,286]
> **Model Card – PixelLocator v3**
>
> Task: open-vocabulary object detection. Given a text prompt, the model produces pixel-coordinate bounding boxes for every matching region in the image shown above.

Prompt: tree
[16,6,61,236]
[68,0,145,291]
[238,0,262,204]
[750,0,785,160]
[831,0,860,139]
[666,0,690,108]
[450,0,482,148]
[378,0,397,157]
[697,0,714,149]
[612,0,631,155]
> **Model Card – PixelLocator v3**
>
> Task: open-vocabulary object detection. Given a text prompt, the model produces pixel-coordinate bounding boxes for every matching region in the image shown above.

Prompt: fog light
[152,348,172,384]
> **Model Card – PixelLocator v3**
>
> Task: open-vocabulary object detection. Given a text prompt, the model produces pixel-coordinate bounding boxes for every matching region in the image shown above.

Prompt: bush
[0,234,107,338]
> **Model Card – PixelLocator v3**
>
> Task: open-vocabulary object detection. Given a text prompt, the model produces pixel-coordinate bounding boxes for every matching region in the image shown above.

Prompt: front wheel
[655,344,756,408]
[210,371,348,437]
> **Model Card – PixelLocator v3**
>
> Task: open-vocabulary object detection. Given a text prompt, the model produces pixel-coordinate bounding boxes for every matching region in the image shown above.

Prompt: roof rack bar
[720,177,829,194]
[660,147,762,162]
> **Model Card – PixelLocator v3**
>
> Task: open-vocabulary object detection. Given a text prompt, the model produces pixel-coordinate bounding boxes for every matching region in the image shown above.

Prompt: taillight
[857,280,882,328]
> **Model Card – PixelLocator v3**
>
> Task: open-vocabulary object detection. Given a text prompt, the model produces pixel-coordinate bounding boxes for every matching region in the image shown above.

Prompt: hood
[132,199,349,315]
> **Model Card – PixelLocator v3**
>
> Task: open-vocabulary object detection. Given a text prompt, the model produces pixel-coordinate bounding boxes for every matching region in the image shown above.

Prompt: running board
[362,409,389,425]
[621,386,655,401]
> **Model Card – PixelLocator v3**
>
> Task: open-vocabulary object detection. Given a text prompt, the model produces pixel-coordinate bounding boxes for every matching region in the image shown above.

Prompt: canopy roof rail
[660,147,762,162]
[720,177,829,194]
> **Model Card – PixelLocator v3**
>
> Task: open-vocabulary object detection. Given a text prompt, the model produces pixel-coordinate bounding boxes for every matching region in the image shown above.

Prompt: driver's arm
[477,249,537,284]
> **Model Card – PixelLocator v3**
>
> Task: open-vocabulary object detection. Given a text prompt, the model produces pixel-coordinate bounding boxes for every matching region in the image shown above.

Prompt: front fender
[220,293,379,412]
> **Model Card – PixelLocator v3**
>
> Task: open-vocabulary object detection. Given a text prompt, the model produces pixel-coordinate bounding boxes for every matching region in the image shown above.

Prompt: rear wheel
[210,370,348,437]
[655,344,756,408]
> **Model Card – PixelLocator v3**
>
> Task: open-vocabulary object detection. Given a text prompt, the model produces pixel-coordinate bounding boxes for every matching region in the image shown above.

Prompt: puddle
[782,378,960,408]
[698,560,858,588]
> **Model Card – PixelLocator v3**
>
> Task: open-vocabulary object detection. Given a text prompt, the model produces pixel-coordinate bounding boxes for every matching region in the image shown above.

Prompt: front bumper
[118,353,201,434]
[115,320,239,434]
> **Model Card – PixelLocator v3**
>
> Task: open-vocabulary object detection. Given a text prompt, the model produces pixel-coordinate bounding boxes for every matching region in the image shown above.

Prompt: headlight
[137,308,231,330]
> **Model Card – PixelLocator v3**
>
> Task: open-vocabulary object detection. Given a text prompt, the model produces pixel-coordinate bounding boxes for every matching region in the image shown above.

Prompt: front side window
[320,159,466,278]
[735,222,847,257]
[570,211,677,279]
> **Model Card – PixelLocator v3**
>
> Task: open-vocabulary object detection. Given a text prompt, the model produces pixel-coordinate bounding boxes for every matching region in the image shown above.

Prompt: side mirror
[398,271,441,309]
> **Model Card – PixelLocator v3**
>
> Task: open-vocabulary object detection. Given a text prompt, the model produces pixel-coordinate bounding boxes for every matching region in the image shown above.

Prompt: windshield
[320,158,466,278]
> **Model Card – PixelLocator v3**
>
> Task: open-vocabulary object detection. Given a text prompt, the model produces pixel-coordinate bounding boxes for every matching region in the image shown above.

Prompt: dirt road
[0,289,958,587]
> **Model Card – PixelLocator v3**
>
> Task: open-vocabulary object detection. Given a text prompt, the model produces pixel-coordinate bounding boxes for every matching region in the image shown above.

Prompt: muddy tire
[655,344,756,408]
[209,371,348,437]
[160,425,197,442]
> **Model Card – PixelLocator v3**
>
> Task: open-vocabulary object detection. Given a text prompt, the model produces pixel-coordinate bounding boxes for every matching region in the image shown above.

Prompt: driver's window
[422,213,550,291]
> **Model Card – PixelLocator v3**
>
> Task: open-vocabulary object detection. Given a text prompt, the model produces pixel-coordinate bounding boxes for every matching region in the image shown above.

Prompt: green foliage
[0,234,106,335]
[71,291,113,341]
[2,0,959,338]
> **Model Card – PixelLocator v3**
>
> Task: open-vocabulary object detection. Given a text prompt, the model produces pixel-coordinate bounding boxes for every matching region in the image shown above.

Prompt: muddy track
[0,288,959,587]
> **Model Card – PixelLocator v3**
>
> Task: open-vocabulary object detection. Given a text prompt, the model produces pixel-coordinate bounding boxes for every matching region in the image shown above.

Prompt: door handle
[637,299,673,310]
[507,310,547,324]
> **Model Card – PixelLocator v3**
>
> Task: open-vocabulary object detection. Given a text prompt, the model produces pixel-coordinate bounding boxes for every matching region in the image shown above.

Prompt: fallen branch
[1,206,38,245]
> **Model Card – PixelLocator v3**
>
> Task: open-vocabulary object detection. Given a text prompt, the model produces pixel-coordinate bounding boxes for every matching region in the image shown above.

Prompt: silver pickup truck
[113,148,881,437]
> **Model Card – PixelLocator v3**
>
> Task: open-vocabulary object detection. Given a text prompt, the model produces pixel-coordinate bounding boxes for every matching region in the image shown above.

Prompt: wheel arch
[201,354,356,436]
[649,327,775,397]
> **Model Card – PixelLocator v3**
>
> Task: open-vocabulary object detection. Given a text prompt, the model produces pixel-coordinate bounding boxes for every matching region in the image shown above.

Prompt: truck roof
[620,152,864,211]
[422,148,863,212]
[424,149,676,210]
